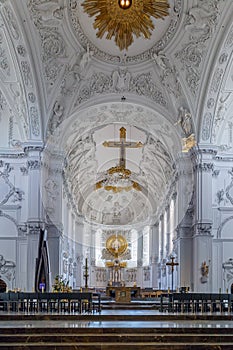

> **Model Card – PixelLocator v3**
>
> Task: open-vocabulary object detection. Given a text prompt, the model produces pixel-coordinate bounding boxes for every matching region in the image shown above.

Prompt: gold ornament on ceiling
[81,0,170,51]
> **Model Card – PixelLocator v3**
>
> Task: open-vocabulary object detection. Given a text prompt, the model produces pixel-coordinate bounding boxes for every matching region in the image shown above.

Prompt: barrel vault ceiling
[0,0,232,228]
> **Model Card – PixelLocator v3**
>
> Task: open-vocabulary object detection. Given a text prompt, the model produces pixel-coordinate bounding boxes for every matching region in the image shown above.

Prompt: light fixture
[118,0,132,10]
[81,0,170,51]
[96,165,141,193]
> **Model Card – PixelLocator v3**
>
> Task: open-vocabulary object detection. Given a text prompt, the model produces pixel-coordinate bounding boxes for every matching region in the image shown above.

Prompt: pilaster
[137,230,143,287]
[74,220,84,287]
[193,223,212,292]
[150,223,159,289]
[191,146,216,292]
[160,214,164,260]
[166,205,171,256]
[26,146,43,222]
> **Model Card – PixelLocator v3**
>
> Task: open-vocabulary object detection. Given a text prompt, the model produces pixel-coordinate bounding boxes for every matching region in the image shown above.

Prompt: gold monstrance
[105,234,128,270]
[106,234,128,258]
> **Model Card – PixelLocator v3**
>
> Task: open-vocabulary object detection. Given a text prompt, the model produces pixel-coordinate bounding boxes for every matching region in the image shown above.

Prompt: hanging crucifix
[96,127,143,192]
[103,127,143,169]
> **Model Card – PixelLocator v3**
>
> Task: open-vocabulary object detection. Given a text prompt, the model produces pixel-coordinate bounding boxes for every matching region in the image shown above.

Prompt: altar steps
[101,301,159,309]
[0,327,233,349]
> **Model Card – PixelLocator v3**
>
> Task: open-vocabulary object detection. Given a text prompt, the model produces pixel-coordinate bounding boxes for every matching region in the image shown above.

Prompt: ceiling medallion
[81,0,170,51]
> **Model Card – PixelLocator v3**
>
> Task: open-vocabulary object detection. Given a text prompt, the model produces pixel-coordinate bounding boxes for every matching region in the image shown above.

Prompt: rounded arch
[57,101,182,154]
[198,9,233,145]
[0,212,18,237]
[217,215,233,239]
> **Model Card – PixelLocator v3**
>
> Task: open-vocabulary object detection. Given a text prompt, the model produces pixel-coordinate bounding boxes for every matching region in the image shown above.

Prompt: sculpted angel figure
[51,100,64,132]
[152,51,167,70]
[80,44,93,71]
[177,106,193,137]
[112,68,131,91]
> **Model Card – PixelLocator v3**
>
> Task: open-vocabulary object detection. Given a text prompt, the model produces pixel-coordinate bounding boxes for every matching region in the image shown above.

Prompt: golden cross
[103,127,143,169]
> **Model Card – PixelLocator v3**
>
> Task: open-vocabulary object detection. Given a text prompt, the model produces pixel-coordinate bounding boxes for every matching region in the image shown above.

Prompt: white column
[75,219,84,288]
[137,230,143,287]
[191,146,215,292]
[26,146,43,291]
[89,227,96,287]
[160,214,164,260]
[166,205,171,257]
[27,148,42,222]
[170,195,176,250]
[150,223,159,289]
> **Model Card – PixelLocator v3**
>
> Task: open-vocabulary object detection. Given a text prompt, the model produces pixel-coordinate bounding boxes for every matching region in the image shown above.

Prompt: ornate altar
[106,286,141,302]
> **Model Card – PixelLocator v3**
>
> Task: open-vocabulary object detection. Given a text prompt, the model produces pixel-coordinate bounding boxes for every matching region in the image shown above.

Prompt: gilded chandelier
[81,0,170,51]
[96,165,141,193]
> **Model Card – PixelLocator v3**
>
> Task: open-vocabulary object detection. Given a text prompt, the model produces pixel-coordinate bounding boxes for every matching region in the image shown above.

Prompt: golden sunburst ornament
[81,0,170,51]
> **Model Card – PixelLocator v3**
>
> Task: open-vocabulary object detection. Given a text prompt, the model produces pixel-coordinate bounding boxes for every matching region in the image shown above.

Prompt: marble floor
[1,310,233,349]
[0,310,233,329]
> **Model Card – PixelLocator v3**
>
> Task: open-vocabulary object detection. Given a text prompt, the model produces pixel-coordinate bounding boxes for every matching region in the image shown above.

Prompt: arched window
[127,229,137,267]
[95,228,105,267]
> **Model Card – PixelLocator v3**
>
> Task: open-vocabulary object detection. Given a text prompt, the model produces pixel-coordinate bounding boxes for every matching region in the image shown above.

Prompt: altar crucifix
[103,127,143,169]
[166,256,179,292]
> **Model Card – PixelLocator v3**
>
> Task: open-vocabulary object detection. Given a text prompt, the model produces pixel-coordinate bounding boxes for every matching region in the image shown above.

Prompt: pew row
[0,291,101,313]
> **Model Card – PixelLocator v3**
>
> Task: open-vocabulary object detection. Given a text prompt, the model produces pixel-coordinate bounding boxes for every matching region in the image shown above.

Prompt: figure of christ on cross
[103,127,143,169]
[166,256,179,292]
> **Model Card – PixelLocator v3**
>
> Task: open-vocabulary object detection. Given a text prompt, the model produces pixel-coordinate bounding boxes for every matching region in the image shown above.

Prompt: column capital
[195,162,214,173]
[27,160,41,170]
[190,145,218,157]
[193,222,212,236]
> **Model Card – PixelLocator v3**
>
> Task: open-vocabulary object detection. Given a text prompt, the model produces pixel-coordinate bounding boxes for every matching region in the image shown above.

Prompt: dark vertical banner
[35,229,50,292]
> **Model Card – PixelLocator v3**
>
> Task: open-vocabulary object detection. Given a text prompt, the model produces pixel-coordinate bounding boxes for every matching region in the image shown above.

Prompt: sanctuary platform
[0,308,233,349]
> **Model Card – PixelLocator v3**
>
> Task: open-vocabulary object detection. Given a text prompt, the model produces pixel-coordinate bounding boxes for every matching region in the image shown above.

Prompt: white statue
[152,51,167,70]
[177,106,193,136]
[112,237,121,252]
[112,68,131,91]
[80,44,93,71]
[51,100,64,131]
